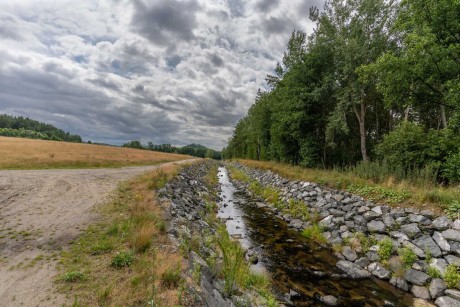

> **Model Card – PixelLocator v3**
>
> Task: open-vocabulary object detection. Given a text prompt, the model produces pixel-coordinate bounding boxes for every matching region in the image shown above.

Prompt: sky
[0,0,323,150]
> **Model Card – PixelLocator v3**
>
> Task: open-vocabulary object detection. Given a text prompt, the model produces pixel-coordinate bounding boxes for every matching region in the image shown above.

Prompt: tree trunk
[440,105,447,129]
[404,106,411,121]
[353,96,369,162]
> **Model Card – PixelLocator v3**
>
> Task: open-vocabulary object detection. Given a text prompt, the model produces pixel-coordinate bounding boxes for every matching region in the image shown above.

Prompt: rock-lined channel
[218,166,414,306]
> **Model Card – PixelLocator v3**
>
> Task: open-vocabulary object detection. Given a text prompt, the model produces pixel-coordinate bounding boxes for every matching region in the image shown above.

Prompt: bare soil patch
[0,161,193,306]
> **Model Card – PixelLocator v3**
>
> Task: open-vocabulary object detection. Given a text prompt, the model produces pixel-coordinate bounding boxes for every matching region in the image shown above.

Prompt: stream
[217,167,414,306]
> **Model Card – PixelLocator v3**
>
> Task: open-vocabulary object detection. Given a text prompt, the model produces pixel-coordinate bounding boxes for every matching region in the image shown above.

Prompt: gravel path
[0,160,193,306]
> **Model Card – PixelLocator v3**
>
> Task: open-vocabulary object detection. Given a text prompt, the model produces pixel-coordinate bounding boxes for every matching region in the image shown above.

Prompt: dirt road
[0,161,193,306]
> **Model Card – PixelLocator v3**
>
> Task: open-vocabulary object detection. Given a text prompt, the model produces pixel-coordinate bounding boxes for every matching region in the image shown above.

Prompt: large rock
[401,223,422,239]
[433,216,452,231]
[445,289,460,301]
[390,277,409,292]
[383,214,396,228]
[430,258,449,276]
[367,220,386,233]
[368,262,391,279]
[336,260,371,279]
[446,255,460,266]
[409,214,432,225]
[433,232,451,252]
[319,215,334,229]
[411,285,431,300]
[435,296,460,307]
[405,269,431,286]
[442,229,460,242]
[413,235,442,258]
[453,220,460,230]
[403,241,425,258]
[429,278,447,299]
[342,246,358,262]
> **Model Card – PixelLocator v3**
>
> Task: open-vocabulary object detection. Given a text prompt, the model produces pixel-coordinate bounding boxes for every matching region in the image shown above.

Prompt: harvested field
[0,136,190,169]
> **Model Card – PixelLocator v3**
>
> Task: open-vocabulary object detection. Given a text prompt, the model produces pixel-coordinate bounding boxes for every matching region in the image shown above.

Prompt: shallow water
[217,167,414,306]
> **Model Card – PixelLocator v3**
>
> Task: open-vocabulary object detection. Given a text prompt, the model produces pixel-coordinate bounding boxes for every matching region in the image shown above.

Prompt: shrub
[398,247,417,268]
[427,266,442,278]
[377,238,394,262]
[444,265,460,288]
[445,202,460,219]
[111,251,134,268]
[443,151,460,183]
[60,271,85,282]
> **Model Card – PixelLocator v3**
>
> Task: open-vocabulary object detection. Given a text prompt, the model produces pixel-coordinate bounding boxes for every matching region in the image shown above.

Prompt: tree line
[223,0,460,184]
[0,114,82,143]
[122,140,221,159]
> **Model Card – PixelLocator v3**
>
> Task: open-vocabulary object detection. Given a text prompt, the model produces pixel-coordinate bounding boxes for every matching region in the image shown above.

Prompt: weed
[445,202,460,219]
[132,224,155,253]
[89,240,113,255]
[377,238,394,262]
[111,251,134,268]
[445,265,460,288]
[301,224,327,244]
[161,266,182,289]
[398,247,417,268]
[424,249,433,263]
[60,271,85,282]
[427,266,442,278]
[354,232,377,253]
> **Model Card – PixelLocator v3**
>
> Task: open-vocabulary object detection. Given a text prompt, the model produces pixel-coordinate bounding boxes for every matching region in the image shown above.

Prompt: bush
[398,247,417,268]
[444,265,460,288]
[378,238,394,262]
[443,151,460,183]
[111,251,134,268]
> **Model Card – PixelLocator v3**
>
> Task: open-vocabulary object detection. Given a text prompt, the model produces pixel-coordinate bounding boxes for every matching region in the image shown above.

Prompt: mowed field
[0,136,191,169]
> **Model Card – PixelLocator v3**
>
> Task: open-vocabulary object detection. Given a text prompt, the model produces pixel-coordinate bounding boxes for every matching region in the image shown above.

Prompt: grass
[57,162,190,306]
[235,159,460,214]
[301,224,327,243]
[0,136,192,169]
[445,265,460,288]
[398,247,417,268]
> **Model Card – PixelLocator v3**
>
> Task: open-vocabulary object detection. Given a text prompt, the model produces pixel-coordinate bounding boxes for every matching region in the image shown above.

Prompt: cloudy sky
[0,0,322,150]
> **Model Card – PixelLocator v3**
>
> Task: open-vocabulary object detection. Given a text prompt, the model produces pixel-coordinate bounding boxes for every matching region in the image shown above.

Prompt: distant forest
[122,140,221,159]
[0,114,82,143]
[223,0,460,184]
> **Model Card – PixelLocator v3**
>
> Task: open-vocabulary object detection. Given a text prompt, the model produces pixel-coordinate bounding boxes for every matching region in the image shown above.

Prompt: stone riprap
[160,161,269,306]
[229,162,460,306]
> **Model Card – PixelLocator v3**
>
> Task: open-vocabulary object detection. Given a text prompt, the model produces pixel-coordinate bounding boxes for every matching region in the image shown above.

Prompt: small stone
[320,295,338,306]
[433,232,451,252]
[435,296,460,307]
[403,241,425,258]
[390,276,409,292]
[420,210,435,218]
[367,220,386,233]
[413,299,436,307]
[429,278,447,299]
[332,194,344,202]
[364,210,382,220]
[342,246,358,262]
[390,231,409,241]
[405,269,431,286]
[413,260,429,271]
[445,289,460,301]
[411,286,431,300]
[291,219,303,229]
[409,214,432,225]
[366,251,380,262]
[319,215,334,229]
[401,223,422,238]
[372,206,383,215]
[442,229,460,242]
[383,214,396,227]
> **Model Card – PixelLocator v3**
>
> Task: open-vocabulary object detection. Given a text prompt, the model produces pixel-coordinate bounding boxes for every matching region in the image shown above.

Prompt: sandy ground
[0,160,193,307]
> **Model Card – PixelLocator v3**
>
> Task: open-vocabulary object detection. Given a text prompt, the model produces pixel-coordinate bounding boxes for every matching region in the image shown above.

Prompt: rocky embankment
[159,161,270,307]
[230,163,460,307]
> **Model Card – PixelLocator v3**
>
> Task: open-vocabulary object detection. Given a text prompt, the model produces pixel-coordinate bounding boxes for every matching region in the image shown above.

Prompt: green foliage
[377,238,394,262]
[110,251,134,268]
[89,240,113,255]
[123,141,222,159]
[398,247,417,268]
[443,151,460,183]
[427,266,442,278]
[445,265,460,288]
[445,202,460,219]
[355,232,377,253]
[347,184,409,204]
[60,271,86,282]
[301,224,326,243]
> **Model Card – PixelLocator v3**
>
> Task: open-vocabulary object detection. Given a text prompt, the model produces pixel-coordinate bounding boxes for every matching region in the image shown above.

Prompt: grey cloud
[131,0,200,47]
[42,62,76,79]
[0,14,23,41]
[209,53,224,67]
[255,0,279,13]
[226,0,246,17]
[262,16,292,35]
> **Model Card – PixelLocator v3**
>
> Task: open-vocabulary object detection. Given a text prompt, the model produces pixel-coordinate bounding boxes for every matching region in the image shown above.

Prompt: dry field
[0,136,191,169]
